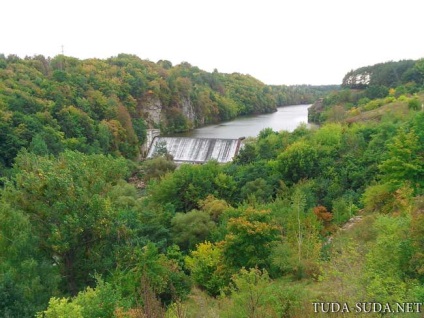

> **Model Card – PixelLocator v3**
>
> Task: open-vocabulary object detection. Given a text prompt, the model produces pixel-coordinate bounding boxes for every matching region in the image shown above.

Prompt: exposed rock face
[181,97,197,125]
[138,94,204,129]
[139,94,162,128]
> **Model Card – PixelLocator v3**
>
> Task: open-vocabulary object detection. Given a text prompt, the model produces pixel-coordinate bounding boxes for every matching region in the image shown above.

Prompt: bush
[362,183,394,214]
[363,100,381,111]
[408,97,421,111]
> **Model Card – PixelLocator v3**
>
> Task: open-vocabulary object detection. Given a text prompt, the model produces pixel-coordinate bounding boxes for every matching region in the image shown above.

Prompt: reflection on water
[169,104,312,139]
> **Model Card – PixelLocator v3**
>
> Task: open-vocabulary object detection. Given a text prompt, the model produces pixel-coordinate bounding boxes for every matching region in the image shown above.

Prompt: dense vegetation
[341,59,421,89]
[1,55,424,317]
[0,53,332,179]
[310,59,424,125]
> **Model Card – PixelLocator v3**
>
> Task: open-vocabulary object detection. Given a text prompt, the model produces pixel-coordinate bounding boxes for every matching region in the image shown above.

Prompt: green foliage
[342,59,418,88]
[29,133,49,155]
[270,84,338,106]
[37,277,123,318]
[1,54,332,167]
[312,122,343,151]
[276,189,322,278]
[365,85,389,99]
[148,161,229,212]
[241,177,273,203]
[4,150,130,295]
[221,268,272,318]
[0,202,60,317]
[408,97,421,110]
[257,130,283,160]
[275,140,318,184]
[162,107,191,133]
[37,297,83,318]
[379,127,424,192]
[220,268,308,318]
[362,183,395,214]
[3,53,424,315]
[332,197,359,225]
[111,243,191,307]
[409,196,424,281]
[185,241,227,296]
[221,207,280,271]
[132,117,147,144]
[151,140,170,158]
[218,73,276,115]
[319,238,367,303]
[171,210,216,251]
[198,195,230,222]
[226,160,282,205]
[362,99,382,111]
[141,156,176,182]
[364,215,412,303]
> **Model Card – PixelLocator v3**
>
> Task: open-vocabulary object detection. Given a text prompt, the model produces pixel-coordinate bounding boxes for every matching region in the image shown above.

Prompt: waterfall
[147,137,242,163]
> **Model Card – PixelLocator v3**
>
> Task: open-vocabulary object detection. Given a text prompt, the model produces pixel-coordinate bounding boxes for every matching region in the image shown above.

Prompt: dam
[147,137,243,164]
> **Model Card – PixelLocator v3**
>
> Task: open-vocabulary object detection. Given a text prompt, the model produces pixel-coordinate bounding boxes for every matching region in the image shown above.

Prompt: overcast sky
[2,0,423,85]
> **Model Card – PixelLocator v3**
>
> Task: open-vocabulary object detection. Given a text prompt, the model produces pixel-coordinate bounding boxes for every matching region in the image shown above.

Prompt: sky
[2,0,423,85]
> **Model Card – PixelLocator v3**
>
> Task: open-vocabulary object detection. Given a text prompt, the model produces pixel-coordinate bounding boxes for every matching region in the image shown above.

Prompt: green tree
[5,150,130,295]
[141,156,176,182]
[269,189,322,279]
[29,133,49,156]
[364,215,411,303]
[275,140,318,184]
[240,178,273,203]
[319,239,367,304]
[37,277,123,318]
[111,243,191,308]
[185,241,227,296]
[0,202,60,317]
[198,194,230,222]
[379,128,424,192]
[36,297,83,318]
[148,161,222,212]
[221,268,273,318]
[171,210,216,251]
[221,207,280,271]
[408,97,421,111]
[409,197,424,282]
[234,142,257,165]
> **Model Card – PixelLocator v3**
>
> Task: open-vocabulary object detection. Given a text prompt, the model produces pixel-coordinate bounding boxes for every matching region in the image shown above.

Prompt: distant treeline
[342,59,424,89]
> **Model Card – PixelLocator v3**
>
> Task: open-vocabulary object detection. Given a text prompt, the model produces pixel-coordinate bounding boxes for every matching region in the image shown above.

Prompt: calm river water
[170,104,312,139]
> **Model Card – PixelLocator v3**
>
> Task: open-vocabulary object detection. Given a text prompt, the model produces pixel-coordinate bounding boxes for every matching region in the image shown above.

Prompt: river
[169,104,312,139]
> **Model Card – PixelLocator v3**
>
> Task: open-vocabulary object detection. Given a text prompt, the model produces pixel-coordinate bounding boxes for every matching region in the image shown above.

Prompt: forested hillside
[342,59,421,89]
[310,59,424,124]
[1,55,424,317]
[0,53,332,179]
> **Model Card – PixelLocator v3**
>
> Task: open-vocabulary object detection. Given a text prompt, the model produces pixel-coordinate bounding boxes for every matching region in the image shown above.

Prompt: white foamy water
[147,137,241,163]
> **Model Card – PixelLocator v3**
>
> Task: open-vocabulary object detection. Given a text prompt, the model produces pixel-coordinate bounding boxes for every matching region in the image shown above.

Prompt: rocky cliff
[138,93,163,128]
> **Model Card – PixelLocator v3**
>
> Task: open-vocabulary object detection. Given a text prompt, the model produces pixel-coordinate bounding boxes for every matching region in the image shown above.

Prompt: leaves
[221,207,280,271]
[379,128,424,191]
[185,241,227,296]
[5,150,130,294]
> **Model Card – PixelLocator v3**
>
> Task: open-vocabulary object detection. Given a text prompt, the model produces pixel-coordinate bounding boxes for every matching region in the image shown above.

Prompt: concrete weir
[147,137,243,163]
